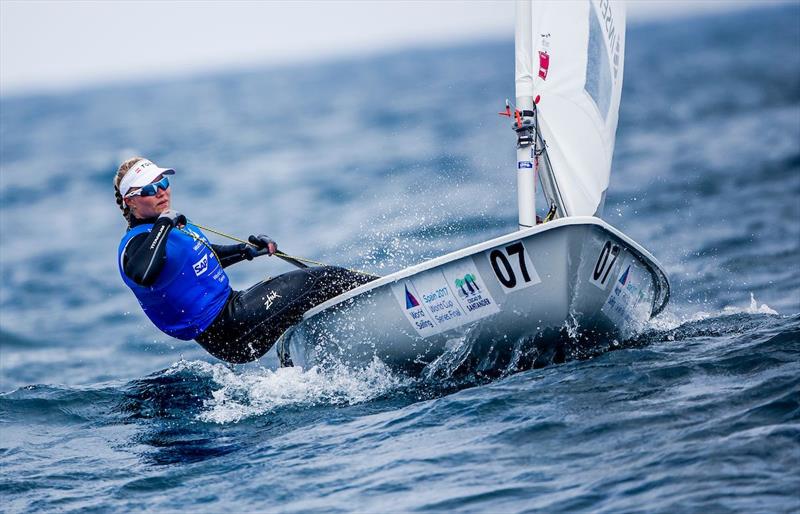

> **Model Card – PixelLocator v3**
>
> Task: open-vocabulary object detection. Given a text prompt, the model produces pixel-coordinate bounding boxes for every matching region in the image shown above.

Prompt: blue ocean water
[1,5,799,513]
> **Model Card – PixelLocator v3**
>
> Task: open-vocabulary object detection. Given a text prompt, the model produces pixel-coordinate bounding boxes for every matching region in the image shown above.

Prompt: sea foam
[170,359,411,424]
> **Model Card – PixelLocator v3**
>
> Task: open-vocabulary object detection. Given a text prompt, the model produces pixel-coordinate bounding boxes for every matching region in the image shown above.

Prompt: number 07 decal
[590,241,622,289]
[486,241,541,292]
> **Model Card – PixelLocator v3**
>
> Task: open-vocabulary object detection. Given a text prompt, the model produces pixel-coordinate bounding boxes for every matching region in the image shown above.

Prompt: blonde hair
[113,156,145,226]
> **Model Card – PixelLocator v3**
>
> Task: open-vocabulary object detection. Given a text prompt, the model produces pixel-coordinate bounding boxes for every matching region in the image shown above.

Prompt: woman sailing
[114,157,373,363]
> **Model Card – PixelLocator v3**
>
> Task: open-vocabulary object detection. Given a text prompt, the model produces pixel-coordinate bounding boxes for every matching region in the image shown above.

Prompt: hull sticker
[441,260,500,320]
[601,258,647,327]
[391,281,439,337]
[392,258,499,337]
[485,241,541,292]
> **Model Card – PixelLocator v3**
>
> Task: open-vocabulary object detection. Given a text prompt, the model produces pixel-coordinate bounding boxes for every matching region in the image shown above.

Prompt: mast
[514,0,573,222]
[514,0,536,230]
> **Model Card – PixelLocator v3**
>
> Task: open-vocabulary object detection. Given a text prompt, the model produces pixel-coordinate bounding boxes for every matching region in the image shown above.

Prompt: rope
[543,203,557,223]
[177,226,221,262]
[186,221,376,277]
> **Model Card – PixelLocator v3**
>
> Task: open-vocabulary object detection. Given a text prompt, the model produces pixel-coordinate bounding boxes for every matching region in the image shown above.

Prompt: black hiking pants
[195,266,375,363]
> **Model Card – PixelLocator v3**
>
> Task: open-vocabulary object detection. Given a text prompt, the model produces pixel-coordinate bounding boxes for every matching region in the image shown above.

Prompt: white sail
[517,0,626,217]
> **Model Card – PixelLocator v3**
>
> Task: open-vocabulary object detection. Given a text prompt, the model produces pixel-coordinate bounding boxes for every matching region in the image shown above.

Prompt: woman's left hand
[244,245,269,260]
[247,234,278,256]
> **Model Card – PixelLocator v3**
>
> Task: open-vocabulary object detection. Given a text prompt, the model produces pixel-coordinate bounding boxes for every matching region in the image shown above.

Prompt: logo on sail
[598,0,621,80]
[538,33,551,81]
[538,51,550,80]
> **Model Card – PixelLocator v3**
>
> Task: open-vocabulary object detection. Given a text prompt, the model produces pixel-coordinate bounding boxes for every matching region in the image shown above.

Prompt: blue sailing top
[118,223,230,340]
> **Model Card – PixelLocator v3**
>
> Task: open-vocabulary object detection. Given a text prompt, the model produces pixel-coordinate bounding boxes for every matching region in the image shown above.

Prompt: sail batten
[516,0,626,217]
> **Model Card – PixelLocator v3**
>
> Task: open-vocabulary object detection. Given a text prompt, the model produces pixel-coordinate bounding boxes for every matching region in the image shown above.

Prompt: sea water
[1,5,799,513]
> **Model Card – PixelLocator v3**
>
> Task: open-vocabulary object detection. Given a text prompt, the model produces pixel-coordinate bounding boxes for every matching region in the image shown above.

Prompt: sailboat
[276,0,670,374]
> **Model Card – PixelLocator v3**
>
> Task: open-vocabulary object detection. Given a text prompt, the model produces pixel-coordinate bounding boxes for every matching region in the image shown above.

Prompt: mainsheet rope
[185,221,376,278]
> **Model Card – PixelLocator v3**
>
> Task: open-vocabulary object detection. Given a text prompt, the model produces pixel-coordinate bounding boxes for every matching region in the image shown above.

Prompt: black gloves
[242,244,269,260]
[158,209,186,228]
[247,234,278,257]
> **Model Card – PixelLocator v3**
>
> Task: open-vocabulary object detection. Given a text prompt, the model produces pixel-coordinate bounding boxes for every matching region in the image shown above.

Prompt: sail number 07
[488,242,540,291]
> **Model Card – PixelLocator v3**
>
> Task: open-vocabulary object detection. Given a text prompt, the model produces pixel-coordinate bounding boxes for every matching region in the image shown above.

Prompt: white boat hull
[277,217,669,376]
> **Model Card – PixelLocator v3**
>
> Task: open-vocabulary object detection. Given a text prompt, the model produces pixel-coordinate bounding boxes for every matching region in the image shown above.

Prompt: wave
[0,384,120,425]
[2,307,795,429]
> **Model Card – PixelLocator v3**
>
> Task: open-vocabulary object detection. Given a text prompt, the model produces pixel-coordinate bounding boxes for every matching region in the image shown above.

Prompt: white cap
[119,159,175,197]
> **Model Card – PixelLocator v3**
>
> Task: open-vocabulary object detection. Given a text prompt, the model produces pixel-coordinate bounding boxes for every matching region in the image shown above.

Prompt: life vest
[118,223,230,340]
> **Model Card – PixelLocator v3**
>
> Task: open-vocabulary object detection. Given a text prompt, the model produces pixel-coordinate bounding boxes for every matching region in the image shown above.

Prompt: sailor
[114,157,374,363]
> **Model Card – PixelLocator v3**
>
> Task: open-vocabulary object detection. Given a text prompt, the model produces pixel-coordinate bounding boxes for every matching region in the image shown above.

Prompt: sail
[516,0,626,217]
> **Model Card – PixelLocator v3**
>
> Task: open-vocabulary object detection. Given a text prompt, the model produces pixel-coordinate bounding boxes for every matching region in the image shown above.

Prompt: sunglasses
[125,176,170,198]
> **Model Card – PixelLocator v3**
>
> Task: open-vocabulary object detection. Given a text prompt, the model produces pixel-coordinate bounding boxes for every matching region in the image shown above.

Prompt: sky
[0,0,791,96]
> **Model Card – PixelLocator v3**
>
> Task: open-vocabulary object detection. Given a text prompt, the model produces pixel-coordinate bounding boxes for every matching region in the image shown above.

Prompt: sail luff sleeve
[515,0,534,103]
